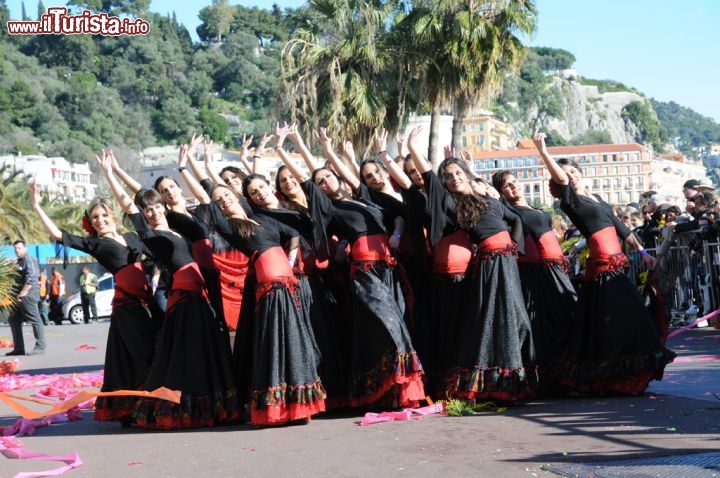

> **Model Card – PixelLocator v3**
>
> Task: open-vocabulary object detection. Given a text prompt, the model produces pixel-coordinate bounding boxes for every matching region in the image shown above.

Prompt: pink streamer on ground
[667,309,720,339]
[0,436,83,478]
[360,402,446,426]
[74,345,97,351]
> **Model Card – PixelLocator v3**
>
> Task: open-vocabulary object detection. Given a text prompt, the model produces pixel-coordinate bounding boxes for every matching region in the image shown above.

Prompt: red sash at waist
[294,245,316,275]
[476,230,513,252]
[253,246,294,283]
[351,234,393,262]
[171,262,206,293]
[114,262,153,302]
[432,230,472,274]
[587,226,622,257]
[584,227,628,280]
[167,262,207,313]
[536,230,564,260]
[191,238,216,271]
[518,234,539,263]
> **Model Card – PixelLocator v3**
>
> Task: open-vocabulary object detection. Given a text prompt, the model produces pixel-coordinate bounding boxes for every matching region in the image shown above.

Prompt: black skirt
[133,293,240,429]
[346,261,425,408]
[561,269,676,395]
[519,260,577,394]
[94,300,162,422]
[447,252,536,401]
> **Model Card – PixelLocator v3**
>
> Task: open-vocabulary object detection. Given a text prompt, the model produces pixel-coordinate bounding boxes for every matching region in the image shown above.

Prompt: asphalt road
[1,320,719,478]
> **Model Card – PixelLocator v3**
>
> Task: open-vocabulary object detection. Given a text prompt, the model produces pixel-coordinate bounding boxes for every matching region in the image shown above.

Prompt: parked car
[60,273,115,324]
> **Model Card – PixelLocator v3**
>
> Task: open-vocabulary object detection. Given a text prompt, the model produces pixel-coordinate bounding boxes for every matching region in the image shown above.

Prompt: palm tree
[281,0,405,159]
[397,0,536,164]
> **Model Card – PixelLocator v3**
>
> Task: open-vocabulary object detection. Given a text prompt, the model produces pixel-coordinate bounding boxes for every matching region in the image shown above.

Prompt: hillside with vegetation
[0,1,718,164]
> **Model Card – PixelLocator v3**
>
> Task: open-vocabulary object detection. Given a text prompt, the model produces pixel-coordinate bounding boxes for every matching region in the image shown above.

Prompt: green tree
[199,108,229,144]
[197,0,235,43]
[281,0,402,156]
[398,0,536,164]
[622,100,668,151]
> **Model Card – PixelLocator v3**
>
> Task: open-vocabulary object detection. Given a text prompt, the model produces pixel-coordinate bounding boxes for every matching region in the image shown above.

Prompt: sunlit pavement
[1,320,719,478]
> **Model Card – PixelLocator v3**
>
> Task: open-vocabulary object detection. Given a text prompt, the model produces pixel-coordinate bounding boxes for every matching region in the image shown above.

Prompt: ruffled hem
[348,350,426,408]
[94,396,137,422]
[446,365,538,401]
[133,388,241,430]
[561,348,676,396]
[250,380,326,426]
[251,399,326,426]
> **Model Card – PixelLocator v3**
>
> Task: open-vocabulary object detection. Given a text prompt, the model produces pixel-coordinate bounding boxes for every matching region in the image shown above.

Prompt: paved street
[1,321,719,478]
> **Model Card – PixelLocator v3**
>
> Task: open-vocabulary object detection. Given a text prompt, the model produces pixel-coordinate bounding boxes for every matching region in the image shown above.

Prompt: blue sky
[7,0,719,122]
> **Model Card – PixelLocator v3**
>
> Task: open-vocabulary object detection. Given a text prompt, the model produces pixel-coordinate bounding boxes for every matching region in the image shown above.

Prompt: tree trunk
[452,94,469,155]
[428,102,443,170]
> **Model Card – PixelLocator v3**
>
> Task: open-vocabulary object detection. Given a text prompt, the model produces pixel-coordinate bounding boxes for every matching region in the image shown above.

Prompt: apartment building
[0,154,96,202]
[472,142,706,208]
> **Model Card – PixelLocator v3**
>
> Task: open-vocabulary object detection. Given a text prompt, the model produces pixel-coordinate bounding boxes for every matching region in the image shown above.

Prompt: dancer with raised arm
[492,170,577,394]
[98,151,239,429]
[408,126,535,401]
[533,131,675,395]
[281,125,425,410]
[30,180,162,424]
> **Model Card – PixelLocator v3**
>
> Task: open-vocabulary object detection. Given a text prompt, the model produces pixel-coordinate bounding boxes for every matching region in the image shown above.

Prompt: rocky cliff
[543,77,644,144]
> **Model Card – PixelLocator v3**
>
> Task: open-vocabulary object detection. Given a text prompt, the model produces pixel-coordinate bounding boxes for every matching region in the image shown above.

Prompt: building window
[593,179,600,189]
[603,154,608,162]
[524,185,530,193]
[462,124,466,132]
[603,178,610,190]
[469,123,475,131]
[462,137,467,147]
[473,160,481,171]
[533,184,540,193]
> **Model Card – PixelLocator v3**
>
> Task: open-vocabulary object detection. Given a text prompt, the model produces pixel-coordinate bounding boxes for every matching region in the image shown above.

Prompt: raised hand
[29,179,42,208]
[177,144,189,169]
[316,127,332,151]
[341,140,355,163]
[253,133,273,158]
[95,149,114,176]
[187,132,204,157]
[373,128,388,154]
[407,125,423,150]
[275,121,292,149]
[443,144,456,160]
[532,131,549,155]
[240,134,254,159]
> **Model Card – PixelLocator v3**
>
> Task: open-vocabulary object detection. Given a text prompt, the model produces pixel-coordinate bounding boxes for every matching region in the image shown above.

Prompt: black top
[61,230,148,274]
[166,210,210,243]
[505,204,553,242]
[422,170,524,251]
[207,203,299,261]
[14,253,40,294]
[355,182,405,233]
[557,183,631,240]
[129,213,195,274]
[301,180,386,245]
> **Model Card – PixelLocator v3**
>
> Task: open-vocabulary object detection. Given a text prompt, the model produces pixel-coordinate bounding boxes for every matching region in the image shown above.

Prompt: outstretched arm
[184,132,210,183]
[97,150,139,215]
[340,140,360,178]
[177,143,211,205]
[533,131,568,186]
[287,123,322,173]
[29,180,62,241]
[374,128,411,190]
[317,127,360,191]
[407,125,433,175]
[110,152,143,194]
[251,133,273,175]
[275,122,308,182]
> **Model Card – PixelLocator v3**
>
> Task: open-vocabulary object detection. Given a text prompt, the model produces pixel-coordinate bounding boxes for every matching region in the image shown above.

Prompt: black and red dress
[209,206,326,426]
[129,213,240,429]
[303,180,425,409]
[59,231,162,423]
[556,183,675,395]
[507,203,577,394]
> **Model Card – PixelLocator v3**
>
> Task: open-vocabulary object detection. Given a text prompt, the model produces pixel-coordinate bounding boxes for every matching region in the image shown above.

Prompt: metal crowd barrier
[627,242,720,320]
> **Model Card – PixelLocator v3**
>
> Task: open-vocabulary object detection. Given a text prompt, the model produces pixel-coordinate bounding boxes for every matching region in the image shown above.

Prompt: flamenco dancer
[30,180,162,425]
[99,151,240,429]
[492,170,577,394]
[534,131,675,395]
